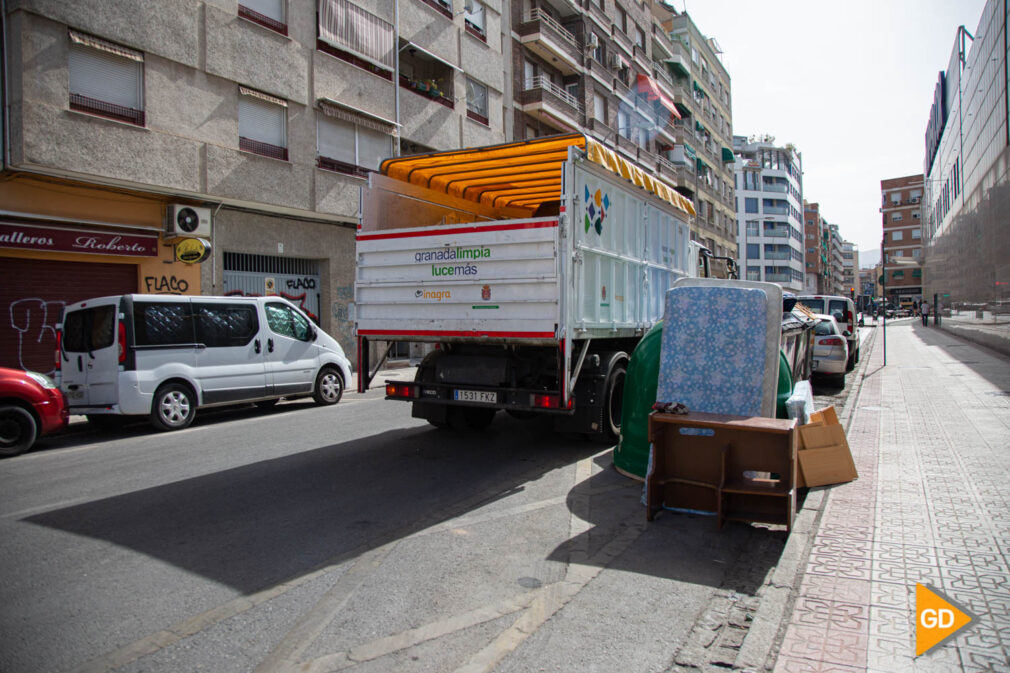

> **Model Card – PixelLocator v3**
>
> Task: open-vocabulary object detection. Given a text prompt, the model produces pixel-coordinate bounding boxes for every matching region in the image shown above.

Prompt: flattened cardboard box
[796,406,858,488]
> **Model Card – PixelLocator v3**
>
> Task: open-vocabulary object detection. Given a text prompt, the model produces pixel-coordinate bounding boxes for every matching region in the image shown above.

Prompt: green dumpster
[613,325,795,480]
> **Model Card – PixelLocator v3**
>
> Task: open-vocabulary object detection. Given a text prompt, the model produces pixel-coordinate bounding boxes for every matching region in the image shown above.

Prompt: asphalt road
[1,376,786,673]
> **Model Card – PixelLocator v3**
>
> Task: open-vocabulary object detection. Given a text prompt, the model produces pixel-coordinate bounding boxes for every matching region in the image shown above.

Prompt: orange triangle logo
[915,583,975,656]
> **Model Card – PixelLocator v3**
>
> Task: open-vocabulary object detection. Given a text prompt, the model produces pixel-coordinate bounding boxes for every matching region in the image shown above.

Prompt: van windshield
[800,299,824,313]
[63,306,116,352]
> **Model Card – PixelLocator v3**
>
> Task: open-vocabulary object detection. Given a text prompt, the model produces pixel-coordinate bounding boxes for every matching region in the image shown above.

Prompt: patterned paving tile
[774,655,866,673]
[865,634,913,673]
[869,580,912,610]
[868,606,911,640]
[807,549,873,580]
[813,537,873,561]
[871,559,941,586]
[871,543,937,566]
[817,523,875,542]
[958,646,1010,673]
[939,567,1010,595]
[792,597,869,633]
[799,575,872,605]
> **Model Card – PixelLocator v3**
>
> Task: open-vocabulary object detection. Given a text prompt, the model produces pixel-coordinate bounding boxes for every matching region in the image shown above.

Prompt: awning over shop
[721,147,735,162]
[380,133,696,216]
[635,74,680,119]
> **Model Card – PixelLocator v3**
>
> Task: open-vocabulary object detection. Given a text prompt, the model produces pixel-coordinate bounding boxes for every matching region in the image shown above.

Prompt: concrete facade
[1,0,508,366]
[880,174,924,307]
[509,1,737,270]
[733,135,804,293]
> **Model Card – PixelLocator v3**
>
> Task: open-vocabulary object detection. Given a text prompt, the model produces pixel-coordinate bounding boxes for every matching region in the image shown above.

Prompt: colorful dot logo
[584,185,609,235]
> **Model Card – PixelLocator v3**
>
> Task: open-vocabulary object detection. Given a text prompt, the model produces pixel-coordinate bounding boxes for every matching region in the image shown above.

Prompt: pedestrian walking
[921,301,930,326]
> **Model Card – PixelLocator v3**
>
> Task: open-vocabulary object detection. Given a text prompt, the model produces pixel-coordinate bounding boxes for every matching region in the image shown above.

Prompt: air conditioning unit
[166,204,212,238]
[610,53,626,69]
[587,33,599,49]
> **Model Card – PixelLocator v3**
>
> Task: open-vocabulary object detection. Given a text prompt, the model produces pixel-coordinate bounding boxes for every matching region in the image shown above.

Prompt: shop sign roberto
[0,222,159,256]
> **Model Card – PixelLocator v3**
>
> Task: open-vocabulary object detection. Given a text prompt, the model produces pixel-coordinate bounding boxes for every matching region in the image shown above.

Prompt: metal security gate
[222,252,321,323]
[0,258,137,375]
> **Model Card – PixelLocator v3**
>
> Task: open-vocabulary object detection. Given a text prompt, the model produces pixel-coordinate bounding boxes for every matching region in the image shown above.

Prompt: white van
[57,294,352,430]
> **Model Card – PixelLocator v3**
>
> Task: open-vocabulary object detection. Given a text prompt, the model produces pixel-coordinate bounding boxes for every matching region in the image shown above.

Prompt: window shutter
[241,0,284,22]
[239,95,286,147]
[317,115,356,165]
[69,43,142,109]
[357,126,392,170]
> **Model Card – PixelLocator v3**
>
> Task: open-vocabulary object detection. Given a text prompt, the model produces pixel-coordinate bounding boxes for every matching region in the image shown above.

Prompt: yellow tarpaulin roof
[379,133,696,217]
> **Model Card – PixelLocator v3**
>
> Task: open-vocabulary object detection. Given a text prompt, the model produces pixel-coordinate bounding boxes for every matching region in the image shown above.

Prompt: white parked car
[810,313,849,386]
[57,294,352,431]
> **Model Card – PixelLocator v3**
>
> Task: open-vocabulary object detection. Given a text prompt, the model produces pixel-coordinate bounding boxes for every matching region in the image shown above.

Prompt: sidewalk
[940,311,1010,358]
[772,320,1010,672]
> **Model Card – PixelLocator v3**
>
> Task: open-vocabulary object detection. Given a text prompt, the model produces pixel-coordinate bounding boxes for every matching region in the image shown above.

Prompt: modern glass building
[922,0,1010,307]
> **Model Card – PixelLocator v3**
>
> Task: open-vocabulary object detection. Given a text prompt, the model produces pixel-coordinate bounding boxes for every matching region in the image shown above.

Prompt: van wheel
[313,367,344,405]
[0,405,37,457]
[151,383,196,431]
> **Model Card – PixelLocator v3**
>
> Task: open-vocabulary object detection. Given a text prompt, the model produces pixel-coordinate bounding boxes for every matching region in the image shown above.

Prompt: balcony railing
[522,8,579,50]
[524,74,581,110]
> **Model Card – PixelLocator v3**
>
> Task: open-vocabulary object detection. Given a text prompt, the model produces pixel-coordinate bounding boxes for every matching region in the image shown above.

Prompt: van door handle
[254,339,261,354]
[77,355,83,372]
[268,339,274,353]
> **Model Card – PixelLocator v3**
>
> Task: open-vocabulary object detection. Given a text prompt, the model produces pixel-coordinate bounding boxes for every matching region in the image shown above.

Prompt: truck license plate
[454,389,497,404]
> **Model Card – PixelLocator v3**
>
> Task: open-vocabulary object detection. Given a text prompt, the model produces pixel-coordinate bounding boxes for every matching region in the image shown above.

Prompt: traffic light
[850,287,855,299]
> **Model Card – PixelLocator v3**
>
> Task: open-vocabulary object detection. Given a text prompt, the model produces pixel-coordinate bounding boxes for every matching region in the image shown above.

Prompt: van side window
[828,300,847,318]
[133,302,195,346]
[195,304,258,347]
[62,306,116,352]
[265,303,312,342]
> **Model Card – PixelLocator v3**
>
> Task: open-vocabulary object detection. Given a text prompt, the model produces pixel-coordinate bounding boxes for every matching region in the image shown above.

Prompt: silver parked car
[810,313,849,386]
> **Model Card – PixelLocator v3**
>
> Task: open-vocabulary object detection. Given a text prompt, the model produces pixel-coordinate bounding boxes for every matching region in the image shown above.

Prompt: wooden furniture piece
[646,411,798,531]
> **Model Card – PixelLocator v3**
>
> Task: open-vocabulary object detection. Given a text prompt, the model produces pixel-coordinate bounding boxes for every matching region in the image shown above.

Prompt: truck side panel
[570,161,692,334]
[355,219,560,341]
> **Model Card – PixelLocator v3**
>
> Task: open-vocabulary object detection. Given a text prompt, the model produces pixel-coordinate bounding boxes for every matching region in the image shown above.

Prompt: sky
[671,0,988,267]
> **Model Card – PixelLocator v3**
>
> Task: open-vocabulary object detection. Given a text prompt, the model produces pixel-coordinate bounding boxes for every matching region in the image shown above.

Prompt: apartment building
[880,174,924,307]
[512,1,736,267]
[732,135,804,292]
[0,0,507,373]
[803,202,830,293]
[922,0,1010,307]
[841,241,859,298]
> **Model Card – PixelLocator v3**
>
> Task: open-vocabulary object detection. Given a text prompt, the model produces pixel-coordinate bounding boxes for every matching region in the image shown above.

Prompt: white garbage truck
[354,133,703,439]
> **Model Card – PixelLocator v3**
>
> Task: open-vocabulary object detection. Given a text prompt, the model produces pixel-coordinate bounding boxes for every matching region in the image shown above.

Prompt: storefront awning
[635,74,680,119]
[380,133,695,216]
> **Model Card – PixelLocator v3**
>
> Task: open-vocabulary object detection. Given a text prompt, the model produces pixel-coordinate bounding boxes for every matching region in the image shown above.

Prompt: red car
[0,367,69,457]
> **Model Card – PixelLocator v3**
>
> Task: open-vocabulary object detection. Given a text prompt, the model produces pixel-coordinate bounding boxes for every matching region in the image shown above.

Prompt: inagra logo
[584,185,609,235]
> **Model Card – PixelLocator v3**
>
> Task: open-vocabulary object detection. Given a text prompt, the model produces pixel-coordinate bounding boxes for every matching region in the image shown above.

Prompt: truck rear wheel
[450,406,497,430]
[602,358,627,442]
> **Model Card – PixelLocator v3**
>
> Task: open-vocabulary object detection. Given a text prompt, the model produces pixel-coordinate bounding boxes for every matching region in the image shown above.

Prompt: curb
[733,324,879,671]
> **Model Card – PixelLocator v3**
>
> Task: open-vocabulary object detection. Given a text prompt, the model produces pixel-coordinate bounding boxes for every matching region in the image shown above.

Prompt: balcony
[650,22,675,61]
[518,9,582,76]
[519,74,583,131]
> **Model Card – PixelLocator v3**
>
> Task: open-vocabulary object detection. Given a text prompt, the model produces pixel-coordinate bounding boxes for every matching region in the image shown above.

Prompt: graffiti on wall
[8,297,66,375]
[224,290,320,324]
[144,275,190,294]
